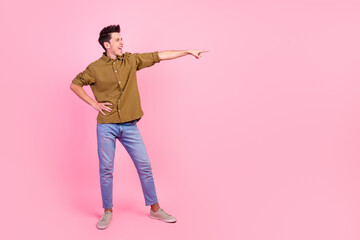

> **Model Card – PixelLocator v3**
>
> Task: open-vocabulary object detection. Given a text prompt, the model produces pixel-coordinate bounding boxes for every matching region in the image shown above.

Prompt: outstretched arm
[158,50,208,61]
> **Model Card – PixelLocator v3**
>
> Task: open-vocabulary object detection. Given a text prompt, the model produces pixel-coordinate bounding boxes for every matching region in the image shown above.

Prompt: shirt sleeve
[72,65,96,87]
[135,51,160,71]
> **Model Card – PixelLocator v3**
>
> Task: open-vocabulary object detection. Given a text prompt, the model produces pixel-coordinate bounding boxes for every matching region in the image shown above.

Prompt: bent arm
[158,49,208,61]
[70,83,97,107]
[69,83,113,116]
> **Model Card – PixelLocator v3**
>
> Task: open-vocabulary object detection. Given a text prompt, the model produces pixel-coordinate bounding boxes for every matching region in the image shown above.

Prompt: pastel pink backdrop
[1,0,360,239]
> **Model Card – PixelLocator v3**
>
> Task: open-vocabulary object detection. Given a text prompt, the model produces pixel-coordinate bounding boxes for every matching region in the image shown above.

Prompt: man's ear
[104,42,110,49]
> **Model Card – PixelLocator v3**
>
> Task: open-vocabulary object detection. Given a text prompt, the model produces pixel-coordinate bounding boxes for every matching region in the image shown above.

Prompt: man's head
[98,25,123,56]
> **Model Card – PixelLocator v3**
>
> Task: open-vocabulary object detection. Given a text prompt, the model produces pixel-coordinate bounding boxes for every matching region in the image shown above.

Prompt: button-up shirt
[72,51,160,124]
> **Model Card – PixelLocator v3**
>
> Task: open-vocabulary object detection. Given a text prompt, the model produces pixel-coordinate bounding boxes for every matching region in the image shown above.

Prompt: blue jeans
[96,120,158,209]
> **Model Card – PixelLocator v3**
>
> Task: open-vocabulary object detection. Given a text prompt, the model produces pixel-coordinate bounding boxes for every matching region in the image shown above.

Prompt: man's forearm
[70,83,113,116]
[158,49,208,61]
[158,50,189,61]
[70,83,97,107]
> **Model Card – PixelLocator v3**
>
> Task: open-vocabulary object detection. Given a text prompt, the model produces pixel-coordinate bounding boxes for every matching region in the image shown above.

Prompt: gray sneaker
[96,211,112,230]
[150,208,177,223]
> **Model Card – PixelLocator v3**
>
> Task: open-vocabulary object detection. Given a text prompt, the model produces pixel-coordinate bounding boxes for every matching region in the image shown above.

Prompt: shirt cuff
[153,51,160,63]
[72,78,84,87]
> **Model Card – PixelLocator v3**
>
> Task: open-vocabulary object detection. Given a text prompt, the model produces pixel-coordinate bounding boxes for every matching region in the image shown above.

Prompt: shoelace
[158,209,171,217]
[100,212,112,222]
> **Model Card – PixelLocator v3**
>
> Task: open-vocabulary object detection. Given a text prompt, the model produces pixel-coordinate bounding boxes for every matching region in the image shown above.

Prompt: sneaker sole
[150,215,177,223]
[96,219,112,230]
[96,224,110,230]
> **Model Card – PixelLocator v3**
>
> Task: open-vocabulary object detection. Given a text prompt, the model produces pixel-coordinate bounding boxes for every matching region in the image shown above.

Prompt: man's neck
[106,51,123,60]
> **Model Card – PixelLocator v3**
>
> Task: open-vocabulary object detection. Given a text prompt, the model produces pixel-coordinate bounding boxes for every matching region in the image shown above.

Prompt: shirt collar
[101,52,129,63]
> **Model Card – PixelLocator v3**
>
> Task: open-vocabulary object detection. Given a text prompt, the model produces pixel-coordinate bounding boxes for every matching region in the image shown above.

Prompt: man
[70,24,208,230]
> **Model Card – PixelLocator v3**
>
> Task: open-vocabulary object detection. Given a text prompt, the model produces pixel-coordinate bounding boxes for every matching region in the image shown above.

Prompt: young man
[70,24,208,230]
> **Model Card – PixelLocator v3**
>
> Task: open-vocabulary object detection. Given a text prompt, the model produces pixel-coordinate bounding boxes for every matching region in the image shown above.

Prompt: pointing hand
[188,50,209,59]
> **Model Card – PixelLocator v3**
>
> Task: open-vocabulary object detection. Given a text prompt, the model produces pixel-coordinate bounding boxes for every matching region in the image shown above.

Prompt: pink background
[1,0,360,239]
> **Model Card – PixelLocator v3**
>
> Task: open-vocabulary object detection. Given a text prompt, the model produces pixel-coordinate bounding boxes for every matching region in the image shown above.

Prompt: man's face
[105,32,123,56]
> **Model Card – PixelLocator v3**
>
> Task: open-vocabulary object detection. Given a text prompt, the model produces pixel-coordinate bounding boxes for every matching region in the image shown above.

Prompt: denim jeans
[96,120,158,209]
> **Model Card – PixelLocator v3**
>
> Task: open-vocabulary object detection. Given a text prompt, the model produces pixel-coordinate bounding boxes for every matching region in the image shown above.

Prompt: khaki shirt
[72,51,160,124]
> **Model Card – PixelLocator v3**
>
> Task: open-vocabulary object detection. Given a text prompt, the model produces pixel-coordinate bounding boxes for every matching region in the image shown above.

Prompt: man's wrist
[89,100,98,108]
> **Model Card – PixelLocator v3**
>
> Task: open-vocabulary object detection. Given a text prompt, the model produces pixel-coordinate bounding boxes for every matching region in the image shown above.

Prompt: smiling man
[70,24,208,230]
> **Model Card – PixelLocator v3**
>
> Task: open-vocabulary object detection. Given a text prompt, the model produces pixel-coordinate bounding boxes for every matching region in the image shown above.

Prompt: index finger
[103,102,113,106]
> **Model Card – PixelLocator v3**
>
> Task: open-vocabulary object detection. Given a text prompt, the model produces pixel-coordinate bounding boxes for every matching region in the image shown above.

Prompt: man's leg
[97,123,119,211]
[117,120,176,223]
[117,120,159,207]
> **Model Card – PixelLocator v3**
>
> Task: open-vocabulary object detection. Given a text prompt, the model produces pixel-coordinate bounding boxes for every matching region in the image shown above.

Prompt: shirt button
[115,70,117,72]
[113,62,115,64]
